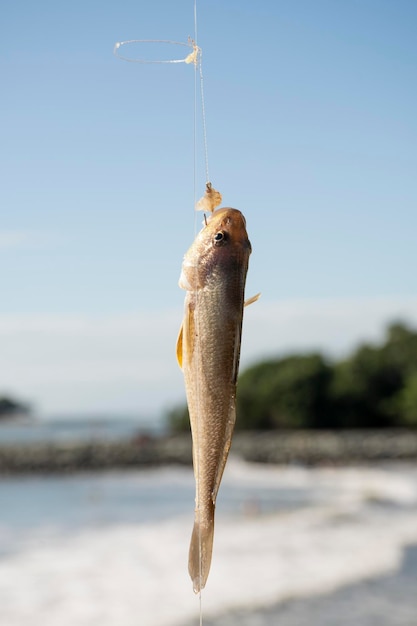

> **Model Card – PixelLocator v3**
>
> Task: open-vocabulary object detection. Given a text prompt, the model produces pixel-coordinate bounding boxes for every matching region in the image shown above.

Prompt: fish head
[179,208,251,291]
[205,207,251,252]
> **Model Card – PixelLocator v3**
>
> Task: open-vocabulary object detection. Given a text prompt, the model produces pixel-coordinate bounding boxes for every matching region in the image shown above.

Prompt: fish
[176,206,254,593]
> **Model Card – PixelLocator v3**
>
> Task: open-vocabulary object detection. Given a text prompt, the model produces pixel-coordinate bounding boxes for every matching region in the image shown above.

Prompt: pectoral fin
[244,292,261,307]
[176,324,184,369]
[176,303,196,370]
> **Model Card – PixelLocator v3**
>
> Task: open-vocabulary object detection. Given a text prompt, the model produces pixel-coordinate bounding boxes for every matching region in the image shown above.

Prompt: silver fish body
[177,207,252,592]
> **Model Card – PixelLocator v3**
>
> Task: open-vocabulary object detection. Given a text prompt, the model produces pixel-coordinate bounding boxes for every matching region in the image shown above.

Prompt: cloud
[0,311,184,417]
[0,231,31,250]
[241,296,417,364]
[0,230,52,251]
[1,296,417,418]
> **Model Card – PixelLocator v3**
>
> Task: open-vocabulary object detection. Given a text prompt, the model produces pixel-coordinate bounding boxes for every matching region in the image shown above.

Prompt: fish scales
[177,207,252,593]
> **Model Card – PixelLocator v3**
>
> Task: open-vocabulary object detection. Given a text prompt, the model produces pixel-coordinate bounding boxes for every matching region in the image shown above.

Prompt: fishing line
[192,2,204,623]
[114,4,213,619]
[198,54,210,185]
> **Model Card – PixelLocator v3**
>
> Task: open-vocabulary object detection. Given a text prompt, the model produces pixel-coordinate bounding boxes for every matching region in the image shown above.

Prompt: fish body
[177,207,252,592]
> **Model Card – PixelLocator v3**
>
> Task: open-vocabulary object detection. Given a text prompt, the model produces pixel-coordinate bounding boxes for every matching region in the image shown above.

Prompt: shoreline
[1,429,417,474]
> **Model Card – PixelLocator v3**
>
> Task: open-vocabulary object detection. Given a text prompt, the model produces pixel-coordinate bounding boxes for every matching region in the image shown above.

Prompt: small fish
[177,207,255,593]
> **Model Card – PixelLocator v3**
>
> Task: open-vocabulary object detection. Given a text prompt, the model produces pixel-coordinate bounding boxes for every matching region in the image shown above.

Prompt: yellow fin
[176,324,183,369]
[177,304,195,370]
[244,292,261,307]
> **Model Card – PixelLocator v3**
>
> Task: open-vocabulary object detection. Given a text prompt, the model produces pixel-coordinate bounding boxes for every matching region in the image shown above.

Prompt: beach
[198,542,417,625]
[1,458,417,625]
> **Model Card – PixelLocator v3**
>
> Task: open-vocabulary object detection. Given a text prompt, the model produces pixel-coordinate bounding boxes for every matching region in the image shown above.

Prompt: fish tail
[188,505,215,593]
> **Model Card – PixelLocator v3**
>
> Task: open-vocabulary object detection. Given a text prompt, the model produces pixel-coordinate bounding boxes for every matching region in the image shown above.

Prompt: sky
[1,0,417,420]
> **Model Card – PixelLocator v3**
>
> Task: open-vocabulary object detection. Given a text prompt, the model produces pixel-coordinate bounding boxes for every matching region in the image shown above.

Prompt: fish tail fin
[188,505,215,593]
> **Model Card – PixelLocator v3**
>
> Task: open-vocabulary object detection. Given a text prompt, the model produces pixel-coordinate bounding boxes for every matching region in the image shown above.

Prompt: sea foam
[0,460,417,626]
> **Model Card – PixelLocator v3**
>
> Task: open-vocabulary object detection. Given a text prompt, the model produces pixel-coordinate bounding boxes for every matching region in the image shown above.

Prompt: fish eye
[213,231,228,246]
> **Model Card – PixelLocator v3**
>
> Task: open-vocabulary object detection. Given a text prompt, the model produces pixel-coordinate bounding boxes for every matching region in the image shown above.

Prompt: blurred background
[1,1,417,625]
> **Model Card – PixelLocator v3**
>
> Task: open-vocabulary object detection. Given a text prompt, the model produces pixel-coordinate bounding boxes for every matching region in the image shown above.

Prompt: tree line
[0,396,30,420]
[167,321,417,431]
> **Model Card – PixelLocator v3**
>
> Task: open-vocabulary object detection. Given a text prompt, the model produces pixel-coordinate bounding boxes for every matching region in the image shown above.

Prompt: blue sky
[2,1,417,419]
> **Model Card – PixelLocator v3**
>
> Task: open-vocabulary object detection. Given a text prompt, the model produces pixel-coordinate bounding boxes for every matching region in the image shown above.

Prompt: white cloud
[241,295,417,364]
[0,311,184,417]
[0,230,52,251]
[0,231,31,250]
[1,296,417,418]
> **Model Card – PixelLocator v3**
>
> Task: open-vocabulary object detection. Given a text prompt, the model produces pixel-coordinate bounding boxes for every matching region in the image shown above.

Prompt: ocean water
[0,463,316,556]
[1,460,417,626]
[0,415,164,446]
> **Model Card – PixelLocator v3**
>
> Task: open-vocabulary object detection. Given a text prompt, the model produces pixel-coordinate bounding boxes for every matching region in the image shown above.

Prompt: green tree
[166,403,189,432]
[398,372,417,427]
[236,354,332,429]
[383,322,417,375]
[330,342,404,428]
[166,321,417,432]
[0,396,30,419]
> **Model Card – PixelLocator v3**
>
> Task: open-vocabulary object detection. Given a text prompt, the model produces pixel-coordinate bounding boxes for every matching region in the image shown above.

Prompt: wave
[1,460,417,625]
